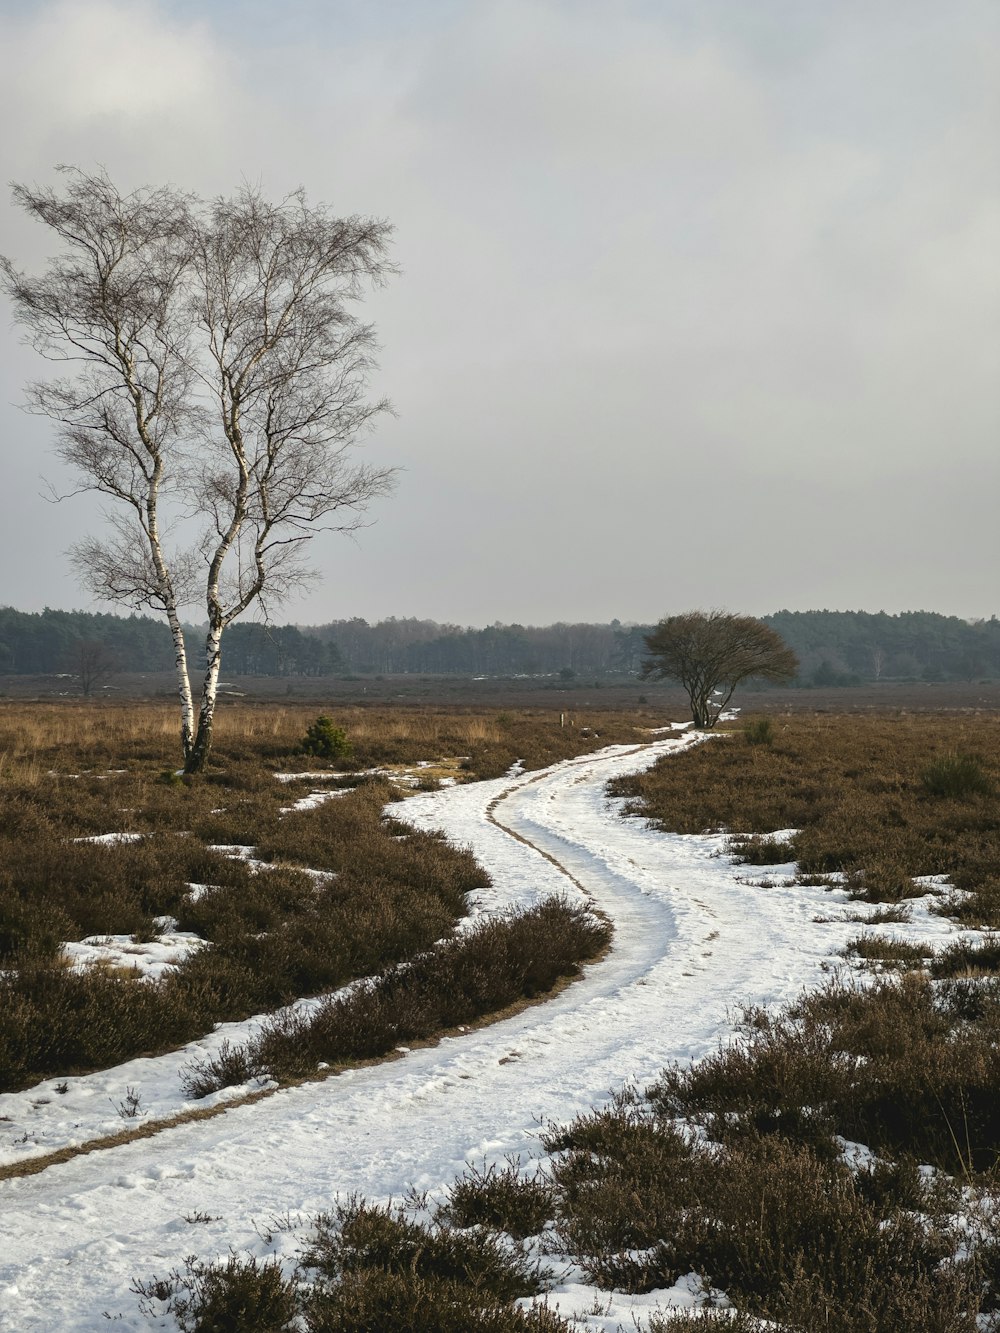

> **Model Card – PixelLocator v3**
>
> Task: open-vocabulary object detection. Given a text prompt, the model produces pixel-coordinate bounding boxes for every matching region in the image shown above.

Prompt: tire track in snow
[0,744,657,1184]
[476,741,705,1010]
[484,742,655,901]
[0,756,630,1187]
[0,735,882,1332]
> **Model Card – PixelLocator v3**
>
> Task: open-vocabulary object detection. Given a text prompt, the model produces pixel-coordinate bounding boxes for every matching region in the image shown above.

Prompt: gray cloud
[0,0,997,625]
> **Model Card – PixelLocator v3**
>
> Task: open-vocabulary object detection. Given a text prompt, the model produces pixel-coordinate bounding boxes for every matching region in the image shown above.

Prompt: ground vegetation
[137,705,1000,1331]
[609,712,1000,921]
[0,700,634,1093]
[7,699,1000,1326]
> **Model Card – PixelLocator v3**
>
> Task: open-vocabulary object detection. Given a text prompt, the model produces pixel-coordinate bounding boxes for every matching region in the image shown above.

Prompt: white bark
[2,169,396,771]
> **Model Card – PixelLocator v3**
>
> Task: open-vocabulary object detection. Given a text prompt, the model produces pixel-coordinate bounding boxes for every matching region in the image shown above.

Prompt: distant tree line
[309,618,625,677]
[222,624,343,677]
[1,606,998,685]
[0,610,343,679]
[764,610,1000,686]
[0,607,174,675]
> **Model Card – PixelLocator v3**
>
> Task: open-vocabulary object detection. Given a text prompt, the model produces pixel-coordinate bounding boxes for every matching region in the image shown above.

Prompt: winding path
[0,737,875,1331]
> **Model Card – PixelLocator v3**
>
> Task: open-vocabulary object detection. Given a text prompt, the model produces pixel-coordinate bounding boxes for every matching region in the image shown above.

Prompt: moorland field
[4,685,1000,1331]
[0,698,648,1098]
[5,669,1000,713]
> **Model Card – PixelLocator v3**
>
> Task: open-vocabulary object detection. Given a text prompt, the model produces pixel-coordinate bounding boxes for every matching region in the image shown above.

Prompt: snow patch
[61,932,207,980]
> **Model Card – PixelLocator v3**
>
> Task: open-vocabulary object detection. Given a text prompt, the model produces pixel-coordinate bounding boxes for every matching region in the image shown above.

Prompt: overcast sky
[0,0,997,627]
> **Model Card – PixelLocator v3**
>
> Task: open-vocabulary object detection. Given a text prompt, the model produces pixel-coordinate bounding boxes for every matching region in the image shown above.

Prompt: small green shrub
[921,753,993,800]
[743,718,774,746]
[300,716,351,760]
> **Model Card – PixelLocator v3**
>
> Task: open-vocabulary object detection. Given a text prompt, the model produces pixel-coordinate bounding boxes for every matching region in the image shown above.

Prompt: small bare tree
[2,168,395,771]
[74,639,117,696]
[642,610,799,728]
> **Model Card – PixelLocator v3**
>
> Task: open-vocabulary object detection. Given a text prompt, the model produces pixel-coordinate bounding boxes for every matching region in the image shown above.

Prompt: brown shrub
[610,714,1000,916]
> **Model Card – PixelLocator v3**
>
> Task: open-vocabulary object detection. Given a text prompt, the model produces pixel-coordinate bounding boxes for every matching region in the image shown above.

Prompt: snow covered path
[0,737,962,1331]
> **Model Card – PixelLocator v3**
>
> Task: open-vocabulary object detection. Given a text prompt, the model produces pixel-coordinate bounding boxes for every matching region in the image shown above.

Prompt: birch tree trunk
[185,623,223,773]
[3,168,396,771]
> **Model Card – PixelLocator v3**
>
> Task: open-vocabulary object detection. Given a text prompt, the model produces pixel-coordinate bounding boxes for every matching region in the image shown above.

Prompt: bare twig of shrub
[136,1198,571,1332]
[434,1159,556,1239]
[181,897,610,1096]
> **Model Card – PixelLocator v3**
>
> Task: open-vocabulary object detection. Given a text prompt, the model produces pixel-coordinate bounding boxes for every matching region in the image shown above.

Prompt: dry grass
[0,699,642,779]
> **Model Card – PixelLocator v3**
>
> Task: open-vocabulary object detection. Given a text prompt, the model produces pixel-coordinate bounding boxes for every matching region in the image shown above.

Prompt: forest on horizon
[1,606,999,688]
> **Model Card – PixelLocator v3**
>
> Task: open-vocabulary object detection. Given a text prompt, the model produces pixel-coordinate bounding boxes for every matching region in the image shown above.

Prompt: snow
[278,788,350,813]
[274,765,430,787]
[71,831,145,845]
[0,736,975,1331]
[61,932,207,981]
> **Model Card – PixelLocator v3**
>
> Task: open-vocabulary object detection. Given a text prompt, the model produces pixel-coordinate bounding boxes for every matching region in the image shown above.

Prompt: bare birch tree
[2,168,395,771]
